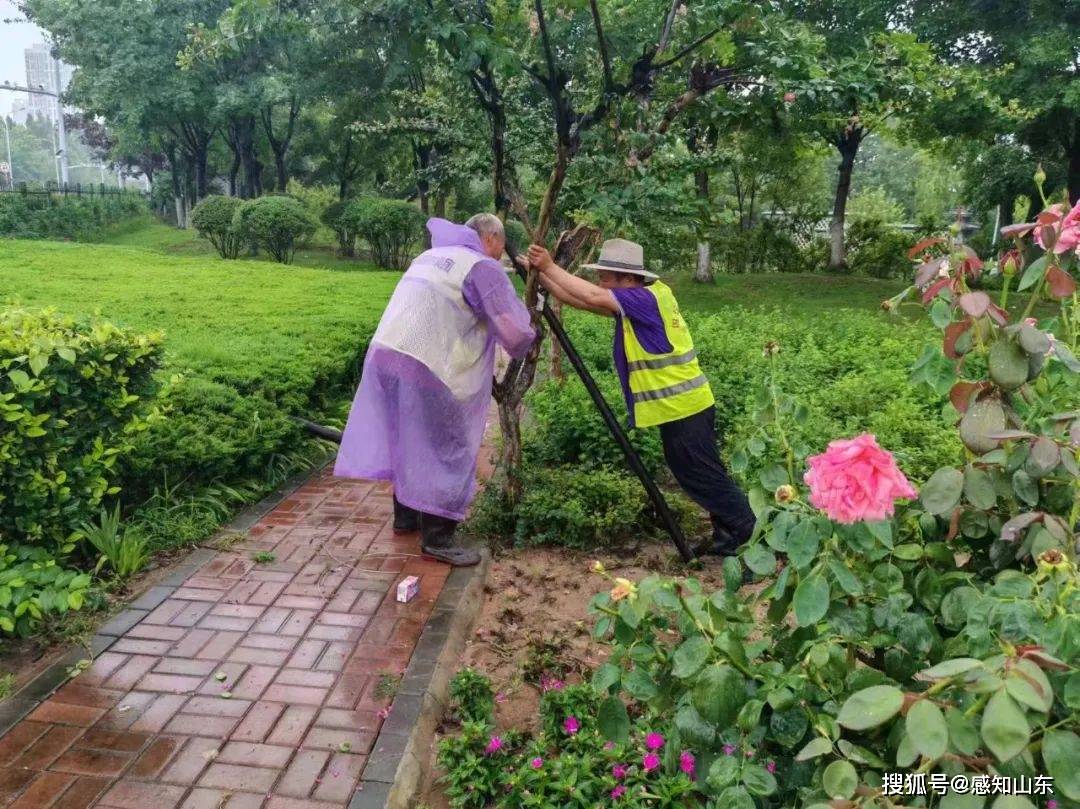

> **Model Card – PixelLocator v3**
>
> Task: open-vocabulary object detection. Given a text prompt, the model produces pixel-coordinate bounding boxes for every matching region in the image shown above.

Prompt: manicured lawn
[0,237,400,385]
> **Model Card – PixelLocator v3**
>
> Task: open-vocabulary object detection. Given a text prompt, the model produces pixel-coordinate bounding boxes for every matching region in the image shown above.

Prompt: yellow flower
[591,560,606,575]
[610,578,636,602]
[1037,548,1069,574]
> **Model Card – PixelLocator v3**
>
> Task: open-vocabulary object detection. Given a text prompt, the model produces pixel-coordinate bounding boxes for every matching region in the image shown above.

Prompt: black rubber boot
[393,496,421,534]
[420,513,480,567]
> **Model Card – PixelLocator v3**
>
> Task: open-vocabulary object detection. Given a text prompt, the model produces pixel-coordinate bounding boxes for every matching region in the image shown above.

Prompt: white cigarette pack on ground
[396,575,420,603]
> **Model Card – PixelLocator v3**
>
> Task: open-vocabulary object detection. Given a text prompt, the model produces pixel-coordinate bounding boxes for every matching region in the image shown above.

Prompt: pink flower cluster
[1033,199,1080,255]
[540,674,565,692]
[563,716,580,735]
[803,433,917,524]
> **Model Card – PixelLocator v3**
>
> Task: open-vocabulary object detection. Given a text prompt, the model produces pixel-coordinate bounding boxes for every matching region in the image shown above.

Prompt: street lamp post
[51,55,69,186]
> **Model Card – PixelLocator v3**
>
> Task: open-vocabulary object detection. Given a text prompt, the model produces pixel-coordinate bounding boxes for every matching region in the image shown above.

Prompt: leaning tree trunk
[828,126,863,272]
[491,225,599,504]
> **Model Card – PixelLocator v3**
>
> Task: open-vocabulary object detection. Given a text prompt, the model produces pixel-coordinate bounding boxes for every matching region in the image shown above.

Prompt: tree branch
[588,0,615,94]
[534,0,558,91]
[654,28,721,70]
[657,0,684,55]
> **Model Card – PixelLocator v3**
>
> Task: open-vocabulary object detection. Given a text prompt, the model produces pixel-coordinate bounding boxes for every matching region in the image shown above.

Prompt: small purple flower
[679,750,696,777]
[530,757,543,769]
[540,674,565,692]
[611,785,626,799]
[494,692,507,704]
[722,744,736,756]
[563,716,580,735]
[484,736,503,755]
[612,764,627,779]
[642,752,660,772]
[603,741,616,750]
[766,760,776,774]
[1047,802,1058,809]
[645,732,664,751]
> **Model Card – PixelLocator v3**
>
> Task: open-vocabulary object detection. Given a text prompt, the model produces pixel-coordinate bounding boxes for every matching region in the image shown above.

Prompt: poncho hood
[427,218,485,254]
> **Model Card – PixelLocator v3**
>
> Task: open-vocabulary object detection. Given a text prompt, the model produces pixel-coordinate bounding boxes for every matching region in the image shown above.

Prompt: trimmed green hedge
[343,197,425,270]
[0,308,163,545]
[0,192,146,241]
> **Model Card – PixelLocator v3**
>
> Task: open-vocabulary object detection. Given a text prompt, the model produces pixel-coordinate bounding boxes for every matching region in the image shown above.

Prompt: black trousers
[658,405,755,550]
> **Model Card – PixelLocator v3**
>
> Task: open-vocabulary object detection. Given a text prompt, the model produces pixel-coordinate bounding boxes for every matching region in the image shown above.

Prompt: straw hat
[582,238,659,283]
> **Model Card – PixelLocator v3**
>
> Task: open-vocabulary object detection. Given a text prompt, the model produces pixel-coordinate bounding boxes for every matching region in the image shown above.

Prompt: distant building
[23,43,73,122]
[8,98,29,125]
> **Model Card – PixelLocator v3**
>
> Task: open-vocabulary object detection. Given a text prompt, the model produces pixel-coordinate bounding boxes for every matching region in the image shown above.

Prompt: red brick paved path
[0,472,450,808]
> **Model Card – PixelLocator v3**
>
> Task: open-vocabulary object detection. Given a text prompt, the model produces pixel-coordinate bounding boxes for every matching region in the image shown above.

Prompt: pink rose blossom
[485,736,503,755]
[723,744,736,756]
[645,732,664,751]
[803,433,917,523]
[642,753,660,772]
[611,785,626,799]
[783,91,797,103]
[494,692,507,704]
[603,741,616,750]
[1034,200,1080,255]
[531,757,543,769]
[540,674,565,692]
[1047,801,1058,809]
[679,751,696,776]
[766,760,776,773]
[613,764,627,779]
[563,716,580,735]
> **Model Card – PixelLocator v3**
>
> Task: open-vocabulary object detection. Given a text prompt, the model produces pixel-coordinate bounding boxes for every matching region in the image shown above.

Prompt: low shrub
[711,222,817,275]
[0,192,146,241]
[0,308,163,546]
[191,195,244,259]
[233,195,317,264]
[323,199,356,256]
[846,219,916,279]
[344,197,425,269]
[0,540,96,637]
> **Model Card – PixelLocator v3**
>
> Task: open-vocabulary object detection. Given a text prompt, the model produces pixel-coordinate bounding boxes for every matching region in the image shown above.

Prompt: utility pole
[52,53,69,186]
[1,116,12,186]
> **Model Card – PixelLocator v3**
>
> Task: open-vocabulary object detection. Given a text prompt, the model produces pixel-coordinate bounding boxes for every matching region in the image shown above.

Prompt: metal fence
[0,181,147,198]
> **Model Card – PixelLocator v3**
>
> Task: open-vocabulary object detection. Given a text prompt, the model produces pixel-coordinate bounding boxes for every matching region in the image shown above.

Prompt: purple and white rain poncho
[333,218,536,521]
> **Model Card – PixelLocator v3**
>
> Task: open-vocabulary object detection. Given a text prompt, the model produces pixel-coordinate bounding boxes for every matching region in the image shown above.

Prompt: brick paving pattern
[0,472,450,808]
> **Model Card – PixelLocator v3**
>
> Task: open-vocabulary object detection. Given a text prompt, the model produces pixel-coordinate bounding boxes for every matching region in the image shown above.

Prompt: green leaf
[0,616,13,633]
[793,573,829,627]
[67,591,84,611]
[741,765,777,797]
[826,558,863,596]
[742,544,776,576]
[671,636,711,679]
[822,760,857,799]
[963,465,997,510]
[715,786,755,809]
[786,520,821,570]
[918,658,982,679]
[892,543,923,561]
[592,663,621,693]
[1011,469,1038,507]
[921,467,964,515]
[866,520,893,548]
[991,798,1036,809]
[905,699,948,760]
[795,737,833,761]
[1005,659,1052,713]
[838,685,904,730]
[1016,254,1048,291]
[946,708,981,756]
[623,667,658,701]
[940,788,986,809]
[56,347,76,364]
[980,690,1029,762]
[692,664,747,726]
[722,556,743,593]
[1043,730,1080,800]
[597,696,630,744]
[28,352,48,376]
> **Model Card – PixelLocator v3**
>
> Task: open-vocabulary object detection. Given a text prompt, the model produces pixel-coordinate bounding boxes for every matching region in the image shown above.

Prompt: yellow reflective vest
[620,281,714,428]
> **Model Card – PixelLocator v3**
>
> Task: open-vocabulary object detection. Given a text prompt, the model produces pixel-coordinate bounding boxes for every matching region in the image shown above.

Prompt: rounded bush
[343,198,424,270]
[322,199,355,257]
[191,195,244,259]
[232,196,317,265]
[847,219,916,279]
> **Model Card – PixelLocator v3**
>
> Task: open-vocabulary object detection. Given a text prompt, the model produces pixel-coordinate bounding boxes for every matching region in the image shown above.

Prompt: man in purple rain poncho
[334,214,536,566]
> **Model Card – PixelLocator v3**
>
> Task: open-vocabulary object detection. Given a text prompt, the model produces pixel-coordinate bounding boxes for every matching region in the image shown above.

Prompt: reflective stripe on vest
[621,281,714,428]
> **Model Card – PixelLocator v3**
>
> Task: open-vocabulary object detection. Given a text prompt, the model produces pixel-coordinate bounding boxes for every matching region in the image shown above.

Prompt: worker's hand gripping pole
[504,242,696,563]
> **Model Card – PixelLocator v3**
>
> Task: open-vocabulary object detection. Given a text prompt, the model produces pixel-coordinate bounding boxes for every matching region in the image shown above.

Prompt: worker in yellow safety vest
[526,238,755,557]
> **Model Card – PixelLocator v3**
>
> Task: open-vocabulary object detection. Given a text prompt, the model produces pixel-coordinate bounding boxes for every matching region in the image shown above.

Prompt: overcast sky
[0,0,48,117]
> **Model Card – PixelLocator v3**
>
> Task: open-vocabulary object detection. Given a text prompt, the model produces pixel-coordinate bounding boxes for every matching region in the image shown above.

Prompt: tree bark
[694,165,712,282]
[828,126,863,272]
[261,95,299,192]
[232,115,261,199]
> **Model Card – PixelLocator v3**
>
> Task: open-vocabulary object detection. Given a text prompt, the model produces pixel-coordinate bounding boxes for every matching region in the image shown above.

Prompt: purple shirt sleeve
[611,287,673,354]
[463,259,537,359]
